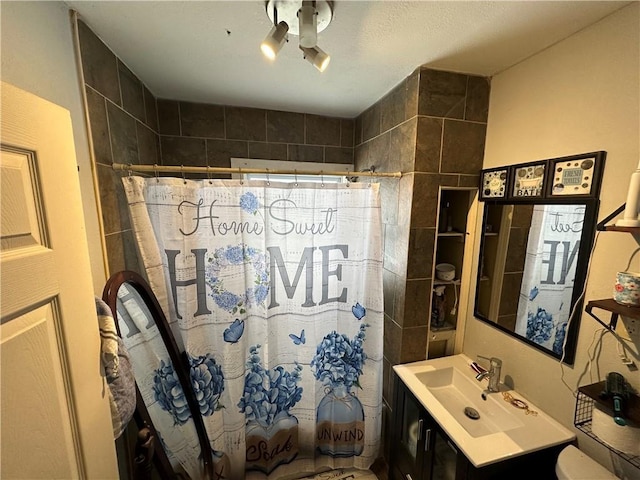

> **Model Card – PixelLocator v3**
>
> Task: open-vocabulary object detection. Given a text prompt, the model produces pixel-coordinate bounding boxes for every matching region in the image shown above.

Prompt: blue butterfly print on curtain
[223,318,245,344]
[289,329,305,345]
[351,302,366,320]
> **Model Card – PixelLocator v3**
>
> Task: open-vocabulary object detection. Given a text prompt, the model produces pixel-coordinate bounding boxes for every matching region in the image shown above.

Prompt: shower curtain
[122,176,383,480]
[515,204,583,354]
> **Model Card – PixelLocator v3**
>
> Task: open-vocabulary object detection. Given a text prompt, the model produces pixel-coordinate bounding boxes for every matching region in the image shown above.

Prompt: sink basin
[415,367,523,437]
[394,354,576,467]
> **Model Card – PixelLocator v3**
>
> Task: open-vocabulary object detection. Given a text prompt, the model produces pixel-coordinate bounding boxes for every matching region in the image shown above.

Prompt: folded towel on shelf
[95,297,136,439]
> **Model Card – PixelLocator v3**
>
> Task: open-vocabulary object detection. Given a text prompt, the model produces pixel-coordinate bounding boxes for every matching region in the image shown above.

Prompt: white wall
[1,1,106,292]
[464,3,639,473]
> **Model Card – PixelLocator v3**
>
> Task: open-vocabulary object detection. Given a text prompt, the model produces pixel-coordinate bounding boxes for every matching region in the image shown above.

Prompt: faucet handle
[477,355,502,367]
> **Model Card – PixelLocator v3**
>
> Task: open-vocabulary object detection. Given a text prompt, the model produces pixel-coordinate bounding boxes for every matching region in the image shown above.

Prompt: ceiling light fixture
[261,21,289,60]
[300,45,330,72]
[262,0,333,71]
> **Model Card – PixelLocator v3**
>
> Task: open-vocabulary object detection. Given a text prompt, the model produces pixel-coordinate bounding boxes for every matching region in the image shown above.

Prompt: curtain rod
[111,162,403,178]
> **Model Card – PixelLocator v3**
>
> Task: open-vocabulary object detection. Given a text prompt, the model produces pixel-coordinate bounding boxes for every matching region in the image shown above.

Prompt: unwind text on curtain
[123,176,384,479]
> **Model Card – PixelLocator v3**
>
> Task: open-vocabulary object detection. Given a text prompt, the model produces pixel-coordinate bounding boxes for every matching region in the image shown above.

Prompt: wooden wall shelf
[602,225,640,233]
[578,381,640,424]
[575,382,640,470]
[596,203,640,233]
[585,298,640,331]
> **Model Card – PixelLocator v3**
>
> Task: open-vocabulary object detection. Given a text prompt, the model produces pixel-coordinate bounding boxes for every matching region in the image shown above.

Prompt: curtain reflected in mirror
[475,201,598,364]
[104,271,214,479]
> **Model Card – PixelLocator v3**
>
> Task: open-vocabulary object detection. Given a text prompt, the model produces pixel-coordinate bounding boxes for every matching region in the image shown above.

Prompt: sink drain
[464,407,480,420]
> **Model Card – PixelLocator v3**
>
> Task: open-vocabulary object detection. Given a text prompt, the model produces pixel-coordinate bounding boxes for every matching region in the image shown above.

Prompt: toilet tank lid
[556,446,618,480]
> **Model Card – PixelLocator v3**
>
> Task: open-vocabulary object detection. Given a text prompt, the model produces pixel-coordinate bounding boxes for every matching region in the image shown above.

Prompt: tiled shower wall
[354,67,490,459]
[156,100,354,171]
[77,19,354,276]
[79,14,489,467]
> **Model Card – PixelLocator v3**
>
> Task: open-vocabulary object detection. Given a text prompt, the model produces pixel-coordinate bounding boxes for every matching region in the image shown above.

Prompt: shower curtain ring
[206,163,212,184]
[294,169,298,187]
[154,164,159,183]
[346,169,351,187]
[181,165,186,184]
[239,167,243,185]
[266,168,270,186]
[127,163,132,177]
[320,171,325,187]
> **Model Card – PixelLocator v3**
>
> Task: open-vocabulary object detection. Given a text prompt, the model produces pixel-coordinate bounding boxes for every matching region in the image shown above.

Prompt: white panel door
[1,82,118,479]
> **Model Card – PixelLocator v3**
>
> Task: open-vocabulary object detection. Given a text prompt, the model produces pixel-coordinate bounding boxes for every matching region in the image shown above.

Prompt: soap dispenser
[439,201,453,232]
[431,285,446,328]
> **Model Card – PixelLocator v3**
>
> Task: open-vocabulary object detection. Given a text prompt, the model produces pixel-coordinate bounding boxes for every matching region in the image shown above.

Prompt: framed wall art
[547,151,606,198]
[480,167,509,200]
[510,160,548,199]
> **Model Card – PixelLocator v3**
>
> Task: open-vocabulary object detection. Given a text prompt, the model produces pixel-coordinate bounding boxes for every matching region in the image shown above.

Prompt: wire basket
[574,390,640,470]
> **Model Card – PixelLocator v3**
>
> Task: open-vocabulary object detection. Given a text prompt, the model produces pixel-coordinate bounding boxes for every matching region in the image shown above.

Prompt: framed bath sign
[510,160,548,199]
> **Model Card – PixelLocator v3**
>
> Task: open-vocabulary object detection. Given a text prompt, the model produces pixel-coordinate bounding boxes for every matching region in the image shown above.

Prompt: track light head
[298,1,317,48]
[260,21,289,60]
[300,45,330,72]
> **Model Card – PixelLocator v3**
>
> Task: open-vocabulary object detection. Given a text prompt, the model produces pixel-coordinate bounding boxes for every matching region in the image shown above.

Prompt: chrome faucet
[475,355,502,393]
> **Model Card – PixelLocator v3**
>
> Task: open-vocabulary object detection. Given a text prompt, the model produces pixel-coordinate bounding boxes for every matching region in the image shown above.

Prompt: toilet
[556,445,619,479]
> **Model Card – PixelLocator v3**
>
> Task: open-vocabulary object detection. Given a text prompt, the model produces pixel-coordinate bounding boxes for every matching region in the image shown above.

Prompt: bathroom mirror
[474,199,599,364]
[103,271,213,479]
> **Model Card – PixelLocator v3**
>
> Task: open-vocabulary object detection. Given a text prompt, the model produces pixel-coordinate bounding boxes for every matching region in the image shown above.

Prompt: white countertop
[394,354,575,468]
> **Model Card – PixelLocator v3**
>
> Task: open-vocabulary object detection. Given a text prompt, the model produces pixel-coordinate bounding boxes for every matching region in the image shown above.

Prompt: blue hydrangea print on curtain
[525,307,554,345]
[238,345,302,473]
[205,244,269,315]
[153,354,231,477]
[311,322,368,457]
[153,354,225,424]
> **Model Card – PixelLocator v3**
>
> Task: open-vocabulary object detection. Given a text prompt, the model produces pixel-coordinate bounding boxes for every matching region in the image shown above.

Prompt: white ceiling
[66,1,630,118]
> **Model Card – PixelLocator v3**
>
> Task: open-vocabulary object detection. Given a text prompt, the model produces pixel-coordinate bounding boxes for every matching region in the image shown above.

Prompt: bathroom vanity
[389,355,575,480]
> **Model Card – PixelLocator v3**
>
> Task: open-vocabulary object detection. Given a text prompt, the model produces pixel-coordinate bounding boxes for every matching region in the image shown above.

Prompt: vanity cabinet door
[428,422,471,480]
[390,374,473,480]
[390,374,434,480]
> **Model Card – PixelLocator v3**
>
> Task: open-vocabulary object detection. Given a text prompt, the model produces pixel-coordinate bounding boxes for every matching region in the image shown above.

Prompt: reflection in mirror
[475,201,598,364]
[103,271,214,479]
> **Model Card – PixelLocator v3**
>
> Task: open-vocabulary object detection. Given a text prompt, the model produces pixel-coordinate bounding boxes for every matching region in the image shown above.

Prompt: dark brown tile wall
[180,102,225,138]
[118,60,145,122]
[158,102,354,168]
[78,19,356,279]
[79,20,162,278]
[355,66,490,464]
[77,20,120,106]
[80,18,489,469]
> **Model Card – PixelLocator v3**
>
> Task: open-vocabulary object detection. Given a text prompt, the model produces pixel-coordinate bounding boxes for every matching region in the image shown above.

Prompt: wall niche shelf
[574,381,640,470]
[585,299,640,331]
